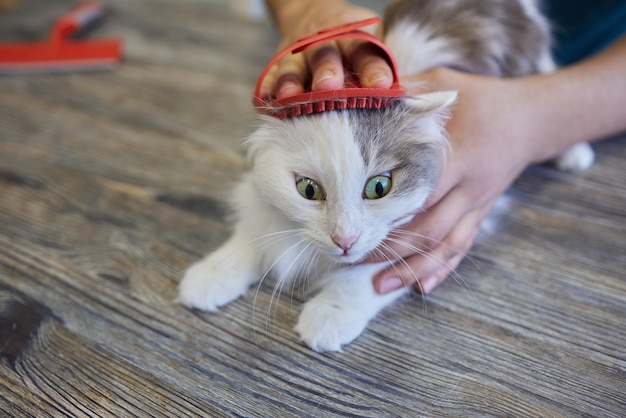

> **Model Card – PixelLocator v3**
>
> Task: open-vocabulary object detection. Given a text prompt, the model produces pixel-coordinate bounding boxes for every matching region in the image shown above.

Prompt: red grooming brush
[0,0,122,74]
[253,17,406,119]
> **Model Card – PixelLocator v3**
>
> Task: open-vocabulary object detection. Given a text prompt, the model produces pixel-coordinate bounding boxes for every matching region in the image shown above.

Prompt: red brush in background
[0,0,122,73]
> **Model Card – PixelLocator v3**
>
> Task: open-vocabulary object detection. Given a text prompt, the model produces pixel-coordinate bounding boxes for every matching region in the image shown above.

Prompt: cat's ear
[403,91,457,114]
[400,91,457,144]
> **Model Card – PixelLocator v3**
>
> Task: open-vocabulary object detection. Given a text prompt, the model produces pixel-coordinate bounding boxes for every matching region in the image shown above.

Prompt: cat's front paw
[177,256,254,312]
[295,299,368,353]
[555,142,594,172]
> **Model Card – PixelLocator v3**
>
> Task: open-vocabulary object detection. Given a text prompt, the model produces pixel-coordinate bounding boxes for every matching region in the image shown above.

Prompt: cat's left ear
[403,91,457,114]
[401,91,457,143]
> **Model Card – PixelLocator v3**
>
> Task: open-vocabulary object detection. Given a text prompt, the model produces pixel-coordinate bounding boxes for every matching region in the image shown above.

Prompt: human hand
[261,0,394,99]
[371,68,546,295]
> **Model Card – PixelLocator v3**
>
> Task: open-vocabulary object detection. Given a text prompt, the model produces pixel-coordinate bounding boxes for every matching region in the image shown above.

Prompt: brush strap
[253,17,406,118]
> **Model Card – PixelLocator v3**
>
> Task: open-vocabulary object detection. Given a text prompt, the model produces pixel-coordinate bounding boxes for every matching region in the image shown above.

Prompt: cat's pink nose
[332,235,358,255]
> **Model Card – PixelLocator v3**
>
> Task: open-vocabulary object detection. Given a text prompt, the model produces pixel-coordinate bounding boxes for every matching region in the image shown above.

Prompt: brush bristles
[263,97,398,119]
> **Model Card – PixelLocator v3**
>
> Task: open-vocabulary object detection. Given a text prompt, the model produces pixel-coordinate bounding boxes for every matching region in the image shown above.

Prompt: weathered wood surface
[1,0,625,416]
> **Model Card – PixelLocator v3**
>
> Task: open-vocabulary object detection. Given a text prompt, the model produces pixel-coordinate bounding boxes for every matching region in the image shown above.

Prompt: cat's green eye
[296,177,325,200]
[364,174,392,199]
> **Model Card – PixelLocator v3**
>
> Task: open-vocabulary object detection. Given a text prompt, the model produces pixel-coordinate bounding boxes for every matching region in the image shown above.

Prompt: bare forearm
[526,35,626,163]
[264,0,303,32]
[264,0,346,36]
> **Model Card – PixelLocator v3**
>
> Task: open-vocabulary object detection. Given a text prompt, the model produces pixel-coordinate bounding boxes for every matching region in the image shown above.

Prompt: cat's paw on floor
[295,299,369,352]
[177,258,251,312]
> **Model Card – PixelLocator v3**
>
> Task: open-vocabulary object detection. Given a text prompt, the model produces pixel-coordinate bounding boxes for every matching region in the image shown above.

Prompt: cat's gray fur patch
[383,0,552,76]
[348,103,443,199]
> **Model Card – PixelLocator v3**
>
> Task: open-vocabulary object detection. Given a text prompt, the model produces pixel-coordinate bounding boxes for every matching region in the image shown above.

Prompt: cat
[178,0,593,352]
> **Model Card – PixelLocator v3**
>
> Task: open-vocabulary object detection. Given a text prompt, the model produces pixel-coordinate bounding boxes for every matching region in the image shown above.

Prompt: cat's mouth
[331,250,369,266]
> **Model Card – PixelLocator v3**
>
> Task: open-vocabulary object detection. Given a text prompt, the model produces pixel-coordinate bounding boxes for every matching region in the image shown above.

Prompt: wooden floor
[1,0,625,416]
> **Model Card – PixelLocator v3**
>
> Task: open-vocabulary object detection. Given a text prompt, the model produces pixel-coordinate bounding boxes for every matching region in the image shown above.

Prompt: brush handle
[253,17,404,105]
[51,1,104,42]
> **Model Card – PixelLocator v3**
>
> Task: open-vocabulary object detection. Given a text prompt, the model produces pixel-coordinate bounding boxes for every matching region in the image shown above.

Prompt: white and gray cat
[178,0,593,352]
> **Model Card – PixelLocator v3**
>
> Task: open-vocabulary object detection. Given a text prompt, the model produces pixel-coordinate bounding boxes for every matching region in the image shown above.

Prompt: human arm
[261,0,393,99]
[373,34,626,294]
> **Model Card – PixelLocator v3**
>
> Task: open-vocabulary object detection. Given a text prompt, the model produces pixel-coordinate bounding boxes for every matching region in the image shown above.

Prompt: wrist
[508,75,564,164]
[268,0,347,37]
[510,72,593,165]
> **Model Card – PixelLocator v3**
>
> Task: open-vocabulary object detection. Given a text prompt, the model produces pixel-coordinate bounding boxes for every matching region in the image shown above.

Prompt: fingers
[259,44,345,99]
[260,51,308,99]
[343,40,393,88]
[260,38,393,99]
[417,251,466,294]
[308,45,345,91]
[365,181,466,264]
[374,205,482,295]
[307,40,393,89]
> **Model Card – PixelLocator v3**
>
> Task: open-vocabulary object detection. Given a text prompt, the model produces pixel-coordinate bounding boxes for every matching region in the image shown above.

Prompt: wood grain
[1,0,625,416]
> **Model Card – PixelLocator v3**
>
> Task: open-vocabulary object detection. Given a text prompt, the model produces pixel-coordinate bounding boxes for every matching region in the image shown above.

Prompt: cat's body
[179,0,593,352]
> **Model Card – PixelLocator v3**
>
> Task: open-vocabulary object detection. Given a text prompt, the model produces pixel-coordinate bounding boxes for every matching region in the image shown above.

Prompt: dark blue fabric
[545,0,626,65]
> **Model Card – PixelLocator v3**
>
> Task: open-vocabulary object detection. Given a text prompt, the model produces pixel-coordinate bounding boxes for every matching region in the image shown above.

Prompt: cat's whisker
[379,242,424,292]
[385,236,458,290]
[384,236,480,311]
[387,227,483,294]
[388,228,482,273]
[378,243,429,315]
[250,230,307,339]
[291,245,314,299]
[247,229,304,253]
[249,232,302,289]
[386,236,446,265]
[388,229,437,249]
[267,241,311,329]
[288,244,320,313]
[254,233,326,338]
[386,232,475,283]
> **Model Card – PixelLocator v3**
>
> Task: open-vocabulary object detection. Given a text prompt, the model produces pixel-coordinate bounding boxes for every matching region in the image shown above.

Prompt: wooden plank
[0,0,625,416]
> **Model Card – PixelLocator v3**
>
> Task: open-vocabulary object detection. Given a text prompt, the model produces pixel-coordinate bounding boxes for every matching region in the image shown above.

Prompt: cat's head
[246,91,456,264]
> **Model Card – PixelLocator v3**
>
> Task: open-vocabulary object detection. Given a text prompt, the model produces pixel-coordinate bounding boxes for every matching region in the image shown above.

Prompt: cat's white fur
[180,91,456,352]
[179,0,594,352]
